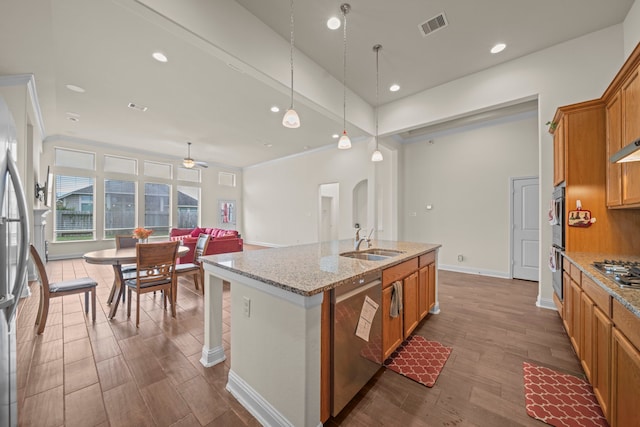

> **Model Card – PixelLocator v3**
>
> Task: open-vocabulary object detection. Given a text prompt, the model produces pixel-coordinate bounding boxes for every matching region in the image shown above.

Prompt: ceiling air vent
[419,13,448,37]
[127,102,148,112]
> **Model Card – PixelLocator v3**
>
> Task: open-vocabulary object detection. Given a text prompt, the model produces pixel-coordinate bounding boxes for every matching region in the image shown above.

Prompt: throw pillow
[190,227,204,238]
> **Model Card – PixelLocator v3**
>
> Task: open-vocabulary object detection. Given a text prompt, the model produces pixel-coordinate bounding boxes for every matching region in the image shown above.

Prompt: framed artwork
[219,199,236,225]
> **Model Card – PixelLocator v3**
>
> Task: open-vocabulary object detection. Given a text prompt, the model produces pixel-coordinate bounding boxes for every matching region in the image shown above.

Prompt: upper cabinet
[553,118,566,186]
[603,45,640,208]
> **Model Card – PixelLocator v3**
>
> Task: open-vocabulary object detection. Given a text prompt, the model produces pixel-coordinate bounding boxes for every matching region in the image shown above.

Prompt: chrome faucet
[354,228,374,251]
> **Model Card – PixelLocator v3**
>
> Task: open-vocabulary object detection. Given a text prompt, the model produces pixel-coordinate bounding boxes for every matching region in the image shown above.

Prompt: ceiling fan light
[338,132,351,149]
[183,158,195,169]
[371,149,383,162]
[282,108,300,128]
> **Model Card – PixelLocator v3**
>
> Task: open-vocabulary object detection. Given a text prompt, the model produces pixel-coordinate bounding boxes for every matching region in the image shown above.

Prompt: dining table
[83,244,190,319]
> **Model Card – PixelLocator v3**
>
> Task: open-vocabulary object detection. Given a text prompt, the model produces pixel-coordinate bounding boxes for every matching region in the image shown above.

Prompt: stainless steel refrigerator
[0,98,30,427]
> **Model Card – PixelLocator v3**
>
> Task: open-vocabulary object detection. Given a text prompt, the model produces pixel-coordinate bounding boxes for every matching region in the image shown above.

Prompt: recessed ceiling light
[65,84,85,93]
[303,145,310,150]
[389,84,400,92]
[67,116,79,122]
[327,16,341,30]
[152,52,168,62]
[332,134,339,139]
[128,102,148,112]
[491,43,506,54]
[264,143,273,148]
[270,106,280,113]
[66,112,80,118]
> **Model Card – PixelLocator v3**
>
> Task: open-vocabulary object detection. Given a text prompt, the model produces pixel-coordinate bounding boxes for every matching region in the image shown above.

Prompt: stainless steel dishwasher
[331,271,382,416]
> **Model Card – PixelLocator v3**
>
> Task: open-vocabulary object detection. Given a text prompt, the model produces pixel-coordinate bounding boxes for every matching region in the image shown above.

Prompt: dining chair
[29,244,97,335]
[126,241,179,327]
[106,234,139,305]
[175,233,210,294]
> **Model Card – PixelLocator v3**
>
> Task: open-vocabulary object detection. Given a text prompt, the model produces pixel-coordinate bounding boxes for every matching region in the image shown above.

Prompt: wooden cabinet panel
[403,272,419,339]
[580,292,595,381]
[419,251,435,268]
[563,271,572,335]
[382,285,403,360]
[553,118,566,186]
[428,263,436,311]
[611,328,640,427]
[569,278,582,357]
[612,298,640,351]
[593,306,611,422]
[606,92,623,207]
[621,67,640,206]
[418,267,429,319]
[582,275,611,317]
[382,258,419,288]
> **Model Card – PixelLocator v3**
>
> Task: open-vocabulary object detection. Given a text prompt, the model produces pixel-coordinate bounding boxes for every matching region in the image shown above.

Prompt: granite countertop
[563,252,640,318]
[201,240,440,297]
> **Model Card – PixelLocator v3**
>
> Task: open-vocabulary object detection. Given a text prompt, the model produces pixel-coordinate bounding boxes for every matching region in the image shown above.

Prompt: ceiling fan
[182,142,208,168]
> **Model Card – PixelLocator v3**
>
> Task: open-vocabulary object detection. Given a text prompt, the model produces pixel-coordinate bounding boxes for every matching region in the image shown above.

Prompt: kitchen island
[199,240,440,427]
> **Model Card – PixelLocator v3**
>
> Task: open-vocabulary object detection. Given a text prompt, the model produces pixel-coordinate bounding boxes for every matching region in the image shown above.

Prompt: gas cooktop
[593,260,640,290]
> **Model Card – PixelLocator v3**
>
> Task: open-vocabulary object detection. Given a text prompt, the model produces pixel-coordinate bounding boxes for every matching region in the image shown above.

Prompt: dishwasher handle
[335,279,381,304]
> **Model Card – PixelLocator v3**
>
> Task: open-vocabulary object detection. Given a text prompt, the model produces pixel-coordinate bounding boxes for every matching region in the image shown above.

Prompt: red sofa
[169,227,243,264]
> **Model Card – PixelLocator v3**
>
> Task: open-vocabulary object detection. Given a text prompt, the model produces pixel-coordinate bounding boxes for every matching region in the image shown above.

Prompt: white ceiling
[0,0,634,168]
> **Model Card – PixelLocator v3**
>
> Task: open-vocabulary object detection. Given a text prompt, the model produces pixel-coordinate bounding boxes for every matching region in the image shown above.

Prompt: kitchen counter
[200,239,441,296]
[198,240,440,427]
[562,252,640,318]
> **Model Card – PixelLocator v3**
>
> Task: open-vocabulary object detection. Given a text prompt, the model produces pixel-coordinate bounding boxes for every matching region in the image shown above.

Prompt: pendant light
[371,44,383,162]
[282,0,300,128]
[337,3,352,149]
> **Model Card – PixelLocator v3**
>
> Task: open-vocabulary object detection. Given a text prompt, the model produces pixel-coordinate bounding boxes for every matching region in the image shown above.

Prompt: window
[177,186,199,228]
[54,175,95,241]
[104,179,136,238]
[177,167,200,183]
[144,182,170,236]
[218,171,236,187]
[55,148,95,170]
[144,161,172,179]
[104,155,137,174]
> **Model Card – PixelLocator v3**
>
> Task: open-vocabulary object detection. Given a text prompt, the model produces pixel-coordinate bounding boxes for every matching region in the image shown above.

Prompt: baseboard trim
[199,345,226,367]
[439,264,510,279]
[226,370,322,427]
[536,296,557,311]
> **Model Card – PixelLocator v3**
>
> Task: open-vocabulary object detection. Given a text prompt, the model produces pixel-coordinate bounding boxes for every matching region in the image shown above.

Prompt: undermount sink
[339,248,405,261]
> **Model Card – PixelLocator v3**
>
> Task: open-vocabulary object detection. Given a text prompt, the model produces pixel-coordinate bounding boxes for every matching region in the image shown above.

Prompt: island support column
[200,270,226,367]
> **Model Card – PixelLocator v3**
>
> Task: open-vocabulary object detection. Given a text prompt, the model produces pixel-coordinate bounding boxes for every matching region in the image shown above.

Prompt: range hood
[610,137,640,163]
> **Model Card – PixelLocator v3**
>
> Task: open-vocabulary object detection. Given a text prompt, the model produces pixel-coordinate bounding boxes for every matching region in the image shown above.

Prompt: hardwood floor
[17,260,583,426]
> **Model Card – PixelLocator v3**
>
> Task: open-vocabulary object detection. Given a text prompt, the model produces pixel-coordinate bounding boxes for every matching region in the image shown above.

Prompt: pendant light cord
[289,0,295,110]
[342,6,348,132]
[375,46,379,149]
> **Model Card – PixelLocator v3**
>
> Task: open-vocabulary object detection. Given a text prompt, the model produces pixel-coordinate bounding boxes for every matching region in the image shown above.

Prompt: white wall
[624,0,640,57]
[401,111,538,277]
[40,137,243,259]
[242,140,394,247]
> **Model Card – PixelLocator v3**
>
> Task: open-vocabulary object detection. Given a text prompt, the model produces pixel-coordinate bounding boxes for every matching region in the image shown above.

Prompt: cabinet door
[621,67,640,205]
[570,279,582,357]
[382,285,403,360]
[428,263,436,311]
[611,328,640,427]
[562,271,572,335]
[418,266,429,320]
[403,272,419,339]
[553,118,566,186]
[606,92,623,207]
[580,292,595,382]
[593,307,611,422]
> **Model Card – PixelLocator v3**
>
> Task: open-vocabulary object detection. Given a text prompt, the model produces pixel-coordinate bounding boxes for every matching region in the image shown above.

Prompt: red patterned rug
[523,362,608,427]
[383,335,451,387]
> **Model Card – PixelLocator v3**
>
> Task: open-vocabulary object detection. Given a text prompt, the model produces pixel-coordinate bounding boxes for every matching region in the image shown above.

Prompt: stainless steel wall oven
[551,185,565,300]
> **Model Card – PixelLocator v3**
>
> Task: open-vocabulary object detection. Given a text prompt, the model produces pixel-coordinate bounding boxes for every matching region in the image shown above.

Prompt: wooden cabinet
[569,278,582,357]
[611,327,640,427]
[403,272,419,338]
[593,306,612,421]
[418,266,429,319]
[606,92,623,207]
[382,283,403,360]
[620,66,640,206]
[562,271,572,334]
[580,291,595,381]
[553,117,566,186]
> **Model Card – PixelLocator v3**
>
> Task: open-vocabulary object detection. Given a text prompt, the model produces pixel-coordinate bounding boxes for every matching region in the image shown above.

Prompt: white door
[512,177,539,281]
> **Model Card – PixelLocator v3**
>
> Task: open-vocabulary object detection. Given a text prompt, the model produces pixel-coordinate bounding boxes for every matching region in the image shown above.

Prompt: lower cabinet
[418,266,429,319]
[428,263,436,311]
[382,284,403,360]
[569,278,582,357]
[403,272,419,339]
[611,328,640,427]
[593,306,612,421]
[581,292,595,381]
